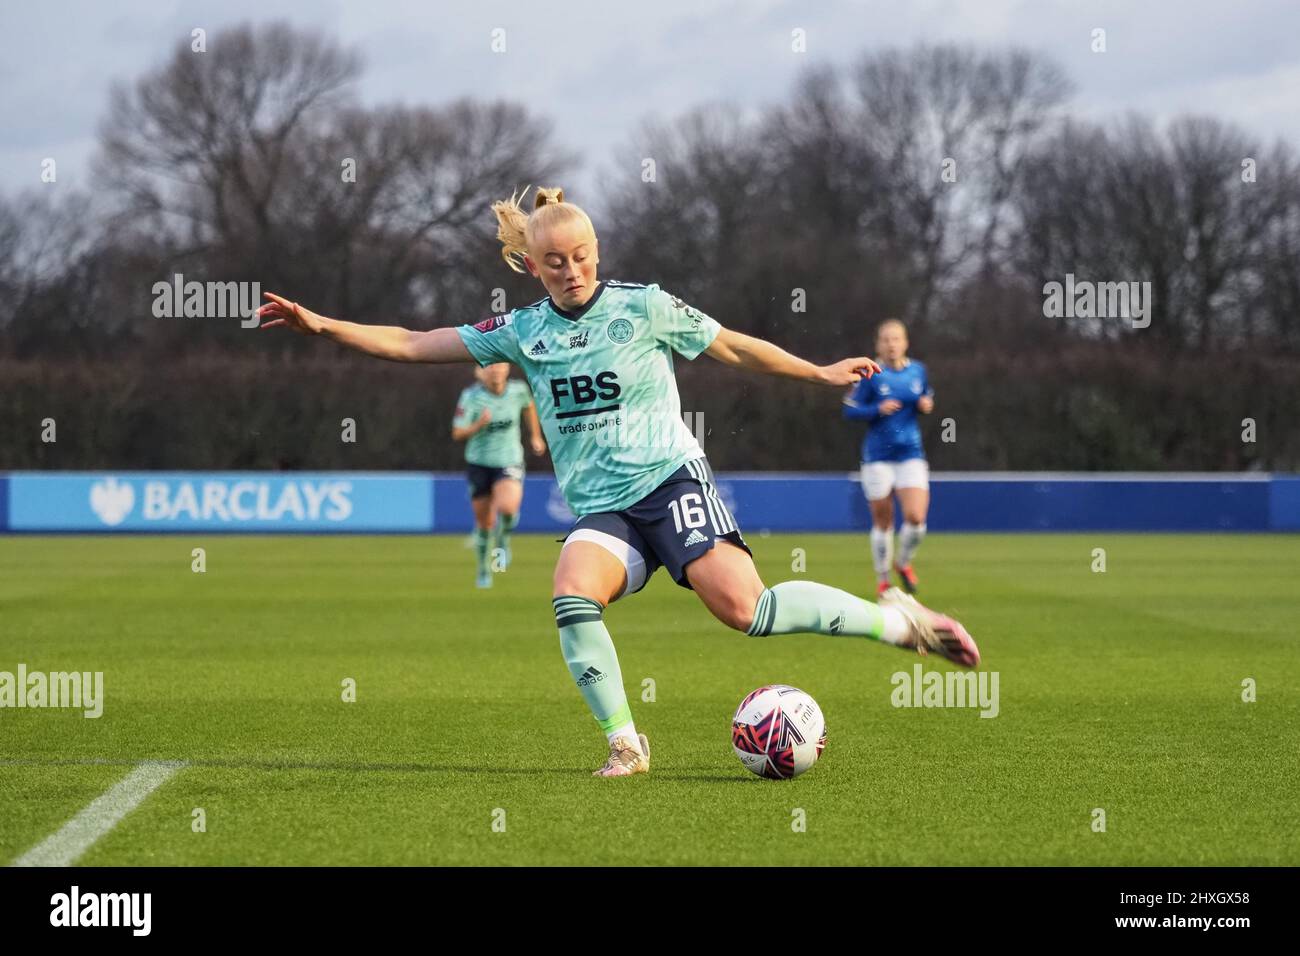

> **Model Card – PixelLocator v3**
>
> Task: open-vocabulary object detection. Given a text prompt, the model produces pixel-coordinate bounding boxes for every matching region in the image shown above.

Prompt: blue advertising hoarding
[1,471,1296,533]
[5,472,432,532]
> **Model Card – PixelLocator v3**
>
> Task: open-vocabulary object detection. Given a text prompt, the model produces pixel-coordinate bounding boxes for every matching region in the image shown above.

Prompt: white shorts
[860,459,929,502]
[561,528,649,600]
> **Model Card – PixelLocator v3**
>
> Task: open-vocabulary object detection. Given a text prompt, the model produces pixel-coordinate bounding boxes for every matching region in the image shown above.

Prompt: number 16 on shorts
[668,492,707,533]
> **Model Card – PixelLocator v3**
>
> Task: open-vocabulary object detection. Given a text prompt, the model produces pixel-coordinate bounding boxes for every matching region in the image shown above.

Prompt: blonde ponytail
[490,187,533,273]
[490,185,595,273]
[533,187,564,207]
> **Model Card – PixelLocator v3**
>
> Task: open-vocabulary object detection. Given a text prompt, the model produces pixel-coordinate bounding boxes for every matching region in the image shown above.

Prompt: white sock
[870,527,893,578]
[879,606,910,646]
[897,522,926,567]
[606,721,641,751]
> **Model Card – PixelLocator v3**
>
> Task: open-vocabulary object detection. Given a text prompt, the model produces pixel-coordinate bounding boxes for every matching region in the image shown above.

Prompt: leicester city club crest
[606,317,634,344]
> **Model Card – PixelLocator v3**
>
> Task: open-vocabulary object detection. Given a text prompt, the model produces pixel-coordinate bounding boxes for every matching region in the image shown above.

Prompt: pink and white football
[731,684,827,779]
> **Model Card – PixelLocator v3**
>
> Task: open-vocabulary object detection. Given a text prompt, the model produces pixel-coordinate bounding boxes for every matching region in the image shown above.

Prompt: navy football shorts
[466,463,524,499]
[561,458,752,596]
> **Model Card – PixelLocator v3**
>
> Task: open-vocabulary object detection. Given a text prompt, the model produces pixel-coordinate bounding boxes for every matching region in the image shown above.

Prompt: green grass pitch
[2,532,1297,866]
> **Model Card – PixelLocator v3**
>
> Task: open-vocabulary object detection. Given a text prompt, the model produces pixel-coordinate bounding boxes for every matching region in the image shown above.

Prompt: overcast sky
[3,0,1298,203]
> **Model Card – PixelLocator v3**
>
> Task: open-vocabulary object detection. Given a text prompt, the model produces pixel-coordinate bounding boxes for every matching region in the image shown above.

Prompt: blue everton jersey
[842,359,931,463]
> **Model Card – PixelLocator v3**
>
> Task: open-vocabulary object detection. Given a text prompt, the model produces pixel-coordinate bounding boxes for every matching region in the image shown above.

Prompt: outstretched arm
[256,292,473,364]
[704,327,880,386]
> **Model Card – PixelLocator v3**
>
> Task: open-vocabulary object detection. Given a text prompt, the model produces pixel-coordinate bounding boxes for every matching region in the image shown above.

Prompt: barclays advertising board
[1,472,1294,533]
[6,473,433,532]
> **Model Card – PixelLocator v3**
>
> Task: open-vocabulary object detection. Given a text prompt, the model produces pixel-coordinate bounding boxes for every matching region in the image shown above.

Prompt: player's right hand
[818,356,882,385]
[256,292,328,335]
[476,410,492,427]
[878,399,903,415]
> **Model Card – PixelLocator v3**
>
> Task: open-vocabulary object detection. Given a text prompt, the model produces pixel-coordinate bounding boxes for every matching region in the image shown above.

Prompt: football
[731,684,827,779]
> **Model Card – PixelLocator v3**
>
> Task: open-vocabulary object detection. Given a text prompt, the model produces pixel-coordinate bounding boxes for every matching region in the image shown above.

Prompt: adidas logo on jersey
[576,666,605,686]
[682,529,708,547]
[529,339,549,356]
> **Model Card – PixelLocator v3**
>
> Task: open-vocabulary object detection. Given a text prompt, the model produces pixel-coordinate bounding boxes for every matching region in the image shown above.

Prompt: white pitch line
[11,760,186,867]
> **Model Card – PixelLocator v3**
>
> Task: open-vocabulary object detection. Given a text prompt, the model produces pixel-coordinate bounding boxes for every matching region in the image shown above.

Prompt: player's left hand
[818,357,881,386]
[530,436,547,456]
[918,395,935,414]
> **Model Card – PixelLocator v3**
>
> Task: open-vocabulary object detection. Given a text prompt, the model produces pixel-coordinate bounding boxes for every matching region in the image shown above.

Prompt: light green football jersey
[456,281,721,515]
[452,379,534,468]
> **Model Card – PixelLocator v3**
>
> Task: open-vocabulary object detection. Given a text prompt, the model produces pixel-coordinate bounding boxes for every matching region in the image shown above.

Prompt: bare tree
[0,189,108,355]
[276,99,573,323]
[97,21,362,276]
[93,22,572,346]
[1016,114,1298,351]
[599,105,771,321]
[849,45,1071,324]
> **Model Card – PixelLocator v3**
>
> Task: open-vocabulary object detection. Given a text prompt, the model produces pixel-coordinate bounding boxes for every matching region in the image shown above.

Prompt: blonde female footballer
[258,187,979,777]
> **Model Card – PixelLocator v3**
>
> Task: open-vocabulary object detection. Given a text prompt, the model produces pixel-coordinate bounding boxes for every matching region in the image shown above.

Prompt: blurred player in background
[842,319,934,596]
[452,362,547,588]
